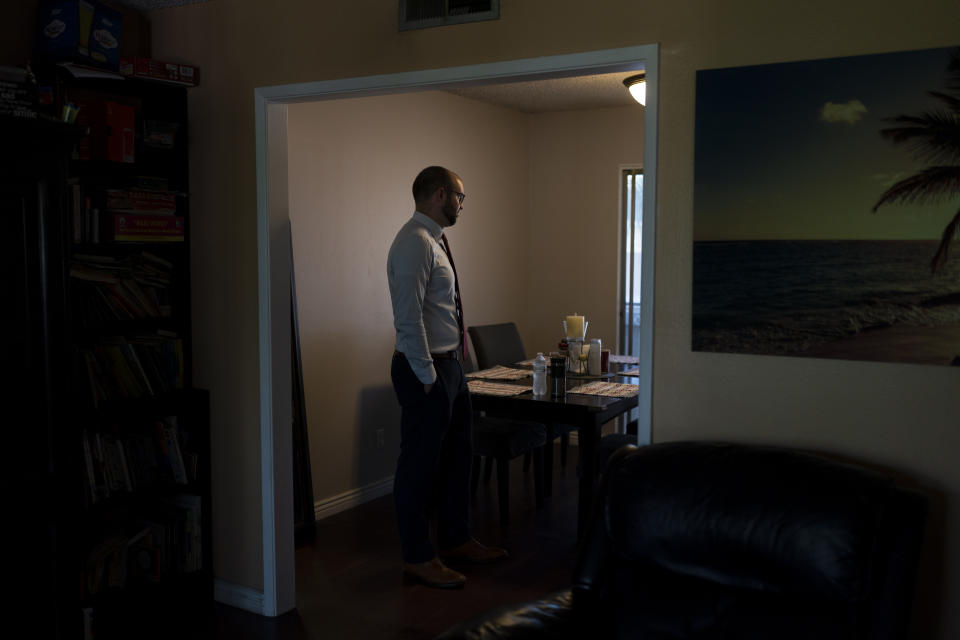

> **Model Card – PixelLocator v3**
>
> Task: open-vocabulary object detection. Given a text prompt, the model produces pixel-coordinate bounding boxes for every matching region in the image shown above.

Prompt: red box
[113,214,184,242]
[119,57,198,86]
[74,99,134,163]
[106,189,177,214]
[105,100,134,163]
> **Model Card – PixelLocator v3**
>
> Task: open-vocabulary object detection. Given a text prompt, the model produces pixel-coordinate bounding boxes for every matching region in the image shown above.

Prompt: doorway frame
[254,44,659,616]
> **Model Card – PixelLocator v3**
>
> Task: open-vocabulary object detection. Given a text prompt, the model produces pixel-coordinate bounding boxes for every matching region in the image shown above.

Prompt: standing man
[387,166,507,588]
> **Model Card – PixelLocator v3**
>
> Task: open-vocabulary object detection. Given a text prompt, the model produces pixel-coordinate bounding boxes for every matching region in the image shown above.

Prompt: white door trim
[253,44,659,617]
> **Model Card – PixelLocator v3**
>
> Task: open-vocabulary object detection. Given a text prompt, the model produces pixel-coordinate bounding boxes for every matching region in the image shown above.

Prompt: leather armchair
[437,441,928,640]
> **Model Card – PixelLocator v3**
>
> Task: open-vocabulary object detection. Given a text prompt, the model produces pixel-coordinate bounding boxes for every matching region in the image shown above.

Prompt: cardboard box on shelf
[105,100,134,163]
[74,98,135,163]
[35,0,124,71]
[119,58,199,87]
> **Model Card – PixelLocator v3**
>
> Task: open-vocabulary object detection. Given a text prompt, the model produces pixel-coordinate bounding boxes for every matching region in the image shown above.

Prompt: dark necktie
[440,233,466,360]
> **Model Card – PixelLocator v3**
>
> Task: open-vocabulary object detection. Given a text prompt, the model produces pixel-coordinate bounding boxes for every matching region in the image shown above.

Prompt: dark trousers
[391,353,473,563]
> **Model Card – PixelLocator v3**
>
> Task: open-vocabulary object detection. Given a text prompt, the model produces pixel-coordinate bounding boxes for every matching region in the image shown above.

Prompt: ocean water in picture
[692,240,960,358]
[692,47,960,365]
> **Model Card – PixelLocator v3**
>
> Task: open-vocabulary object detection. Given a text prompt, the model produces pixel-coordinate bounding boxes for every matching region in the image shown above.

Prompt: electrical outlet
[376,428,385,448]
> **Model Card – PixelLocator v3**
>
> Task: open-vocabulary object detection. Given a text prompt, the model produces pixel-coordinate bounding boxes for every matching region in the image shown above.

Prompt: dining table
[467,358,640,537]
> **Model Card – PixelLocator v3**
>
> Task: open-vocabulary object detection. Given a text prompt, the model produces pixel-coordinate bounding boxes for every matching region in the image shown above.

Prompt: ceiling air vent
[399,0,500,31]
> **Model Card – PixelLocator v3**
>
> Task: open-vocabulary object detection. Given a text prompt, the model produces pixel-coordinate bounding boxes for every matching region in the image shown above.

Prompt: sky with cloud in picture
[693,46,957,241]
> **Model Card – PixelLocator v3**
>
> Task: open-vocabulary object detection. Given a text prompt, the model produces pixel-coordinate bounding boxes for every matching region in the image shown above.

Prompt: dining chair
[462,355,546,526]
[471,415,546,526]
[468,322,575,469]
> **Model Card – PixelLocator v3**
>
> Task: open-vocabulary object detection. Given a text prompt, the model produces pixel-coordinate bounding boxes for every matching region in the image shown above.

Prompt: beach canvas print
[692,46,960,367]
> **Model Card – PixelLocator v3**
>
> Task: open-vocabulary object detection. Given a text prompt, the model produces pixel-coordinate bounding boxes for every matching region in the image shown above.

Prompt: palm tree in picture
[872,47,960,274]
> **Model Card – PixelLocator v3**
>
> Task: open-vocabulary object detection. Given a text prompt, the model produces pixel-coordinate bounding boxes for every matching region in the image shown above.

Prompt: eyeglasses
[447,188,466,205]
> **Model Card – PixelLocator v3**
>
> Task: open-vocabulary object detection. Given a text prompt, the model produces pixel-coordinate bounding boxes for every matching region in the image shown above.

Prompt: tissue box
[35,0,123,71]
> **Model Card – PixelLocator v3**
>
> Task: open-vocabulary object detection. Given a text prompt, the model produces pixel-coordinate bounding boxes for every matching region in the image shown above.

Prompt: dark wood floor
[200,443,582,639]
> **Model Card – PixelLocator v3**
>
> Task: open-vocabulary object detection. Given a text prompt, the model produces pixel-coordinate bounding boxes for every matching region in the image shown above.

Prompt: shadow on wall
[355,384,401,488]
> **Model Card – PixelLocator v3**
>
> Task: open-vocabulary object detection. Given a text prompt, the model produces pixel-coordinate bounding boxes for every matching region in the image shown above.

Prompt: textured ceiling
[446,71,643,113]
[108,0,207,10]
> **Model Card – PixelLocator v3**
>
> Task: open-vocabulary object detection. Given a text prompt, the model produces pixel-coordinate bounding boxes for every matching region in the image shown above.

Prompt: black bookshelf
[6,66,210,639]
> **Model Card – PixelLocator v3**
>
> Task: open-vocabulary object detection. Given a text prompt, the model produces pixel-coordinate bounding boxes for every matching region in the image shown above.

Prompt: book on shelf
[82,430,106,504]
[83,516,191,599]
[106,188,178,214]
[155,417,188,485]
[171,493,203,572]
[182,449,199,484]
[98,433,124,493]
[128,523,164,582]
[89,432,114,501]
[77,333,183,407]
[81,415,198,505]
[98,280,146,319]
[84,535,128,598]
[71,182,84,244]
[99,433,134,494]
[70,261,118,284]
[131,341,169,394]
[72,251,171,278]
[81,349,111,407]
[112,213,185,242]
[70,185,185,244]
[117,339,154,396]
[137,503,185,578]
[71,252,175,326]
[124,431,164,488]
[95,342,146,399]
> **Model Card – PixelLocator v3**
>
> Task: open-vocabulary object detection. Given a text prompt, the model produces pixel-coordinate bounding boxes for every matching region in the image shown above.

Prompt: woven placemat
[465,365,531,381]
[467,380,531,396]
[567,381,638,398]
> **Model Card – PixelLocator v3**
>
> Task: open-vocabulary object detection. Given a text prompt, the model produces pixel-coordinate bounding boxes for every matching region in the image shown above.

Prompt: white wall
[287,91,530,500]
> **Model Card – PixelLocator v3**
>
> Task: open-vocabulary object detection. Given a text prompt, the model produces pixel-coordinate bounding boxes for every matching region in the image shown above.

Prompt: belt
[394,350,459,360]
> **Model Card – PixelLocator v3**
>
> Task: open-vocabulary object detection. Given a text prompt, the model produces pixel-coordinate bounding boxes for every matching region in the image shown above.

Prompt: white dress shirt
[387,211,461,384]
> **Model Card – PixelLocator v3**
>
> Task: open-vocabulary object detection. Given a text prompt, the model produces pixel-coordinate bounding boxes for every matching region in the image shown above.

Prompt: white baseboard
[211,477,394,616]
[214,579,266,615]
[314,475,394,521]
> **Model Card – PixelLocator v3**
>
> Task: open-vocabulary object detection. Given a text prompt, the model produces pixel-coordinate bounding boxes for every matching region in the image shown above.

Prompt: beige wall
[140,1,958,637]
[526,106,645,355]
[287,92,641,503]
[287,91,530,499]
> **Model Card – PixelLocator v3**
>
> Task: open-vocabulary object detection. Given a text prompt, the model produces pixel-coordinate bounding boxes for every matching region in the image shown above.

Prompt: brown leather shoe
[402,558,466,589]
[439,539,509,565]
